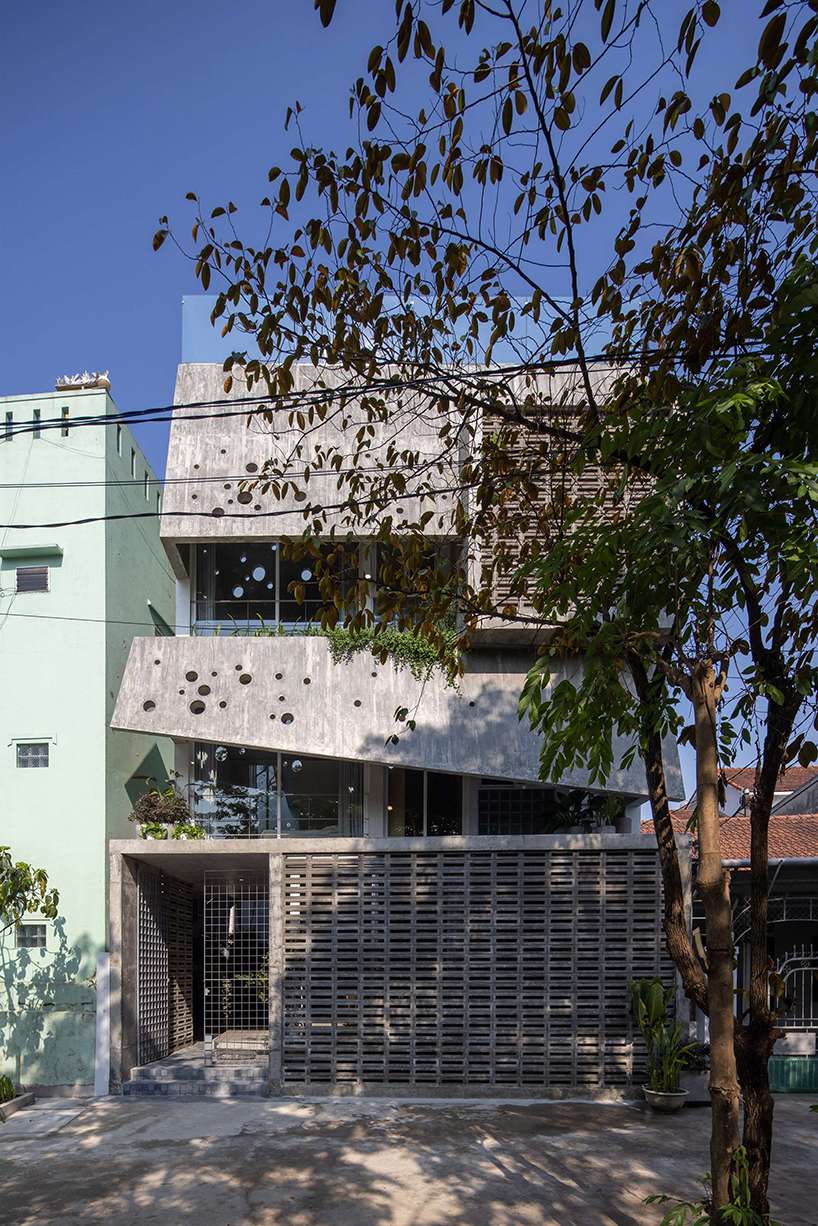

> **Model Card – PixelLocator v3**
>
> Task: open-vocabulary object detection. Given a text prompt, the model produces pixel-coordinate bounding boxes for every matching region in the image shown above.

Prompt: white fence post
[94,951,111,1097]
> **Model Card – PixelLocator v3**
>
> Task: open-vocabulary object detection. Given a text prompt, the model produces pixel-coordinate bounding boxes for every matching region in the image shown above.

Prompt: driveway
[0,1095,814,1224]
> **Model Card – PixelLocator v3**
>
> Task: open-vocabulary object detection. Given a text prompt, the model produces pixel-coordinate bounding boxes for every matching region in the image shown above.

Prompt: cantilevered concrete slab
[112,635,683,798]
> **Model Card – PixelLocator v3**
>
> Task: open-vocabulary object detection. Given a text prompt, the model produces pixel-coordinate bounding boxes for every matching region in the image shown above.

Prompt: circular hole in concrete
[279,694,285,702]
[197,684,211,696]
[223,483,232,490]
[191,494,198,500]
[237,491,253,505]
[281,712,294,725]
[469,701,476,707]
[218,701,227,709]
[189,700,206,715]
[220,448,227,455]
[143,700,156,712]
[211,670,218,677]
[212,507,224,517]
[178,689,185,695]
[246,462,259,473]
[269,713,276,720]
[275,672,283,680]
[154,658,161,665]
[254,504,261,511]
[186,671,198,682]
[371,671,377,678]
[239,673,252,685]
[303,677,311,685]
[193,463,200,470]
[354,699,362,707]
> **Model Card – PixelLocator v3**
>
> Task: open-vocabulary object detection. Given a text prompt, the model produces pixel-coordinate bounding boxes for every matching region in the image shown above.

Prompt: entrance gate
[204,871,269,1064]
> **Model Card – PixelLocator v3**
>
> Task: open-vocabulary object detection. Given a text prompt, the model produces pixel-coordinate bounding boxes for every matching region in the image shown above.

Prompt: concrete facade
[0,386,174,1092]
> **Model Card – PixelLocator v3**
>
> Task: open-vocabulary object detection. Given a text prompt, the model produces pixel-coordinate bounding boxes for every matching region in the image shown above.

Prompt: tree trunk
[691,661,741,1217]
[736,1026,776,1220]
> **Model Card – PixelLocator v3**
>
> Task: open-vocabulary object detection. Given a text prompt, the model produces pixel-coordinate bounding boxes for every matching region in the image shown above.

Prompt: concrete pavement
[0,1094,814,1224]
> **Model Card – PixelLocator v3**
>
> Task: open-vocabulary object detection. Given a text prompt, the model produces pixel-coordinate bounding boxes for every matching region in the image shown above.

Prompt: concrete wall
[161,364,463,542]
[112,634,673,799]
[0,388,173,1090]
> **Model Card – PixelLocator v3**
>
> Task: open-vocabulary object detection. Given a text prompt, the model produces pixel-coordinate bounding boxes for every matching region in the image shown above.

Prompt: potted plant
[128,776,201,840]
[631,976,695,1111]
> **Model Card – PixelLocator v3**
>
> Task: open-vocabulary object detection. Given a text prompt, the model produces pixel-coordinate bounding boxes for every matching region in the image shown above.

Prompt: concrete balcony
[112,634,663,797]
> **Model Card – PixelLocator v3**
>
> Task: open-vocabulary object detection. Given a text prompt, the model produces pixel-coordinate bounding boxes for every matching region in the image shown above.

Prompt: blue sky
[0,0,372,473]
[2,1,759,486]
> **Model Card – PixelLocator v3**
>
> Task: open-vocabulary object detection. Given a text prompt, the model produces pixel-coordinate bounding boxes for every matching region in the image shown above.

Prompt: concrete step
[130,1064,267,1083]
[123,1075,269,1099]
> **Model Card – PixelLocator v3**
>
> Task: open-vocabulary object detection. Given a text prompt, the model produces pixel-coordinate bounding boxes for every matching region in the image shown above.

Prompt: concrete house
[109,321,684,1098]
[0,377,174,1094]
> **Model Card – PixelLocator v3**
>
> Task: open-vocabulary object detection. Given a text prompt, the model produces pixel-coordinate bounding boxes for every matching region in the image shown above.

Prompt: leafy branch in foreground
[0,846,59,936]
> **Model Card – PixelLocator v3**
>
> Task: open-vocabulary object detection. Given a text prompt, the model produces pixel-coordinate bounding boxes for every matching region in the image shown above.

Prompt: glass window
[196,542,279,627]
[33,408,41,439]
[427,770,462,836]
[387,767,425,836]
[16,924,47,949]
[116,423,122,455]
[192,542,358,631]
[387,768,462,835]
[281,754,363,837]
[16,742,49,768]
[16,566,48,593]
[61,407,69,437]
[4,411,12,440]
[144,471,150,500]
[130,447,136,478]
[193,744,278,836]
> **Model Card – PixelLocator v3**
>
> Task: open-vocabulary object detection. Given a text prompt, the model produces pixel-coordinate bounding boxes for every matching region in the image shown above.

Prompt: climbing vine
[324,626,459,687]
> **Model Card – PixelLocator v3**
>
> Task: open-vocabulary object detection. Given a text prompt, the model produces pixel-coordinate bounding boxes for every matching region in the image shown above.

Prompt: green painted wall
[0,387,173,1090]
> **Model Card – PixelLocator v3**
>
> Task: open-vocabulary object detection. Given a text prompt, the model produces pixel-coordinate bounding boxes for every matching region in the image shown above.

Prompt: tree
[161,0,818,1216]
[519,276,818,1215]
[0,847,59,935]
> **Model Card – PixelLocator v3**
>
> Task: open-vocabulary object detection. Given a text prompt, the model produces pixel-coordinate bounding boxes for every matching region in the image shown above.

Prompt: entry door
[203,872,270,1064]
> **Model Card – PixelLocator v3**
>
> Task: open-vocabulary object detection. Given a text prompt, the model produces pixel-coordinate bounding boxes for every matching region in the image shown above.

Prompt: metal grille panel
[137,867,194,1064]
[204,872,270,1064]
[281,848,671,1089]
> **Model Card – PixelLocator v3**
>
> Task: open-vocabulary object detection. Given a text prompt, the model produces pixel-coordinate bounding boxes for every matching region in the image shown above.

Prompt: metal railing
[188,782,361,838]
[775,945,818,1031]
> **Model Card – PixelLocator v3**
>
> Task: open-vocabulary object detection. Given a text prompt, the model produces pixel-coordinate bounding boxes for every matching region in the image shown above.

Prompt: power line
[3,346,772,441]
[0,608,174,631]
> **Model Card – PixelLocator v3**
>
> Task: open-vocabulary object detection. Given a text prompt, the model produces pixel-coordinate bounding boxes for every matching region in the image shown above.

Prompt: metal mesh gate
[137,866,194,1065]
[281,848,672,1090]
[204,872,270,1064]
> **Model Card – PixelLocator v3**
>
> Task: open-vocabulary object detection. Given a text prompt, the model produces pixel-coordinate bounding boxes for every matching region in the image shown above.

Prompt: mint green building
[0,379,173,1093]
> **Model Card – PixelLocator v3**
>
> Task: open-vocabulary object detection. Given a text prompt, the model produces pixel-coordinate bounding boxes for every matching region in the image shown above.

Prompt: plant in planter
[172,821,206,840]
[0,1075,15,1104]
[128,776,193,840]
[631,977,695,1111]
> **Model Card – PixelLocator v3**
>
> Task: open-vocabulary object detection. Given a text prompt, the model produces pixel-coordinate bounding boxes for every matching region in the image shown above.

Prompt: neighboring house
[0,377,174,1094]
[107,313,685,1097]
[713,764,818,817]
[642,806,818,1087]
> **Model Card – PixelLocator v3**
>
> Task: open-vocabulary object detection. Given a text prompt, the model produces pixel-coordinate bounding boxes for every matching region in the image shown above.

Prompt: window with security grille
[16,742,49,769]
[16,923,47,949]
[16,566,48,593]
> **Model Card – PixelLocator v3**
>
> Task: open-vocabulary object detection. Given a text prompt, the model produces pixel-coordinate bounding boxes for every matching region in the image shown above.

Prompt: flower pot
[643,1086,689,1112]
[680,1069,710,1104]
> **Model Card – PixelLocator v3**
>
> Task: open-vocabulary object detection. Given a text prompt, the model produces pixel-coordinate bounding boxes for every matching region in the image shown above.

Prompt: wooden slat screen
[281,847,671,1090]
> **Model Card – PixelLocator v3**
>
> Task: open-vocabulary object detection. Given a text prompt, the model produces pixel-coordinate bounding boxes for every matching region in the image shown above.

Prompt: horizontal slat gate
[281,848,671,1091]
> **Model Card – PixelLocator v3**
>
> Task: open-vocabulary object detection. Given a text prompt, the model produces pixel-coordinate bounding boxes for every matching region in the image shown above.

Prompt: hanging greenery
[324,626,459,687]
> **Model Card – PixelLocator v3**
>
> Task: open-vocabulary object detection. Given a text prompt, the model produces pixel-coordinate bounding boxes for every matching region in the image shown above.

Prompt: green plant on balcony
[172,821,206,840]
[325,625,459,686]
[0,1075,16,1104]
[129,775,193,839]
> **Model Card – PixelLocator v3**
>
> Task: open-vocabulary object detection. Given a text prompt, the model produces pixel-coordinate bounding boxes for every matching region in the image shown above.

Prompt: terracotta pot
[643,1086,689,1112]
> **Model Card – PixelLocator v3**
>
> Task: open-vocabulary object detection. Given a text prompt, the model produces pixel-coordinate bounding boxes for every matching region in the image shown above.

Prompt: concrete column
[268,852,283,1092]
[94,952,111,1096]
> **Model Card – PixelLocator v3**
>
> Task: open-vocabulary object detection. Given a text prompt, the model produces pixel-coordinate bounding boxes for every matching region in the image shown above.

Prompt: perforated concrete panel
[279,845,671,1091]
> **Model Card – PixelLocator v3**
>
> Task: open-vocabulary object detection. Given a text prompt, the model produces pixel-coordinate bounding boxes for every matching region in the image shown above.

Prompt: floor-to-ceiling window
[386,767,463,836]
[192,743,363,837]
[192,542,358,632]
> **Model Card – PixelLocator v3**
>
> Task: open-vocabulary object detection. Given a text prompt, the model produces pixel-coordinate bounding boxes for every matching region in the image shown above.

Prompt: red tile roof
[724,765,818,794]
[641,811,818,861]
